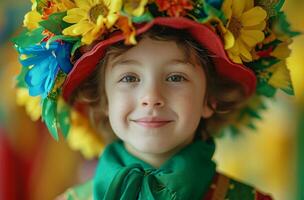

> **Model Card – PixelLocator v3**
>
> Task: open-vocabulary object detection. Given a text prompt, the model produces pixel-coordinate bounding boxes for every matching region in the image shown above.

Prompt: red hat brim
[62,17,256,101]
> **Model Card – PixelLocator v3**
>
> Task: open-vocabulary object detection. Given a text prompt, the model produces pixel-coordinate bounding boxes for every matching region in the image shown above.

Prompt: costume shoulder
[203,172,273,200]
[55,179,93,200]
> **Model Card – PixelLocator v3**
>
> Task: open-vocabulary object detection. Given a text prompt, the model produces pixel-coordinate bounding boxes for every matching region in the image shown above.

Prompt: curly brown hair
[69,26,247,143]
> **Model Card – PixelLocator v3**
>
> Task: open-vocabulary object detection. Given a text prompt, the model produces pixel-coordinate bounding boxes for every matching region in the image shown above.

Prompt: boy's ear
[201,98,216,118]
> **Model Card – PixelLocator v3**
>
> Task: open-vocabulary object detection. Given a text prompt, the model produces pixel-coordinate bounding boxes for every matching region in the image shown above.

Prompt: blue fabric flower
[18,41,72,98]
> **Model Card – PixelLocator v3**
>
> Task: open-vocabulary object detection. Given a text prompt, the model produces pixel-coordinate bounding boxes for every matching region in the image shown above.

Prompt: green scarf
[93,138,216,200]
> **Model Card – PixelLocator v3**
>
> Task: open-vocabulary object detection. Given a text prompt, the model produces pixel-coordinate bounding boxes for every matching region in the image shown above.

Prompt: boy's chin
[125,138,187,156]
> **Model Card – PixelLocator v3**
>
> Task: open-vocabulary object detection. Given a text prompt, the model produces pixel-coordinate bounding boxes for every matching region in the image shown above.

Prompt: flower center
[228,17,243,38]
[125,0,140,9]
[89,3,109,23]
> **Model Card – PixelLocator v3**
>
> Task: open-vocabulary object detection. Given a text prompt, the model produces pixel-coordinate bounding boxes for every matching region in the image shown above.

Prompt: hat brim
[62,17,256,100]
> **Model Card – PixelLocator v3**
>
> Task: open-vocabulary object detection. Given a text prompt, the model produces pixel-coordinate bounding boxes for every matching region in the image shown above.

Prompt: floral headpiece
[13,0,299,159]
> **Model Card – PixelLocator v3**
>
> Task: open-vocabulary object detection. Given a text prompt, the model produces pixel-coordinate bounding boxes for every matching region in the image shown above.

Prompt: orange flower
[155,0,193,17]
[115,16,137,45]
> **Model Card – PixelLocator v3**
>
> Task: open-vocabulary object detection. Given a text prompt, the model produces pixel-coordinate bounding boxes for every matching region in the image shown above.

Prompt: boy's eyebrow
[111,59,141,69]
[164,59,194,68]
[110,58,194,69]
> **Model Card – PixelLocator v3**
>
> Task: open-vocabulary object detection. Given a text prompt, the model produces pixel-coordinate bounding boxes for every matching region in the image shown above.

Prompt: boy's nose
[141,97,165,108]
[140,88,165,108]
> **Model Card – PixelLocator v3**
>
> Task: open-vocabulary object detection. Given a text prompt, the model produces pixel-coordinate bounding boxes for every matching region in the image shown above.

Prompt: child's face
[104,37,213,155]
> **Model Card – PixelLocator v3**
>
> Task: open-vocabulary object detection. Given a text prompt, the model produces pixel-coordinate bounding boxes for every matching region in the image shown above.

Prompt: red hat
[62,17,256,101]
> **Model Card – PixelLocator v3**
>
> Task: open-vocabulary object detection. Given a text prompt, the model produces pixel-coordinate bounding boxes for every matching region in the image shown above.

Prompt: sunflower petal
[228,51,242,64]
[232,0,246,18]
[238,40,252,61]
[221,0,233,19]
[67,8,87,18]
[106,13,119,28]
[244,0,254,11]
[81,30,97,44]
[241,7,267,27]
[241,29,265,45]
[63,13,85,23]
[245,21,266,31]
[74,0,91,9]
[224,30,235,49]
[73,21,94,35]
[63,23,90,36]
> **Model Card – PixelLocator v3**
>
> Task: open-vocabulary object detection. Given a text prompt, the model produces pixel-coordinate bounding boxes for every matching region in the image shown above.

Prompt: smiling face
[104,36,214,157]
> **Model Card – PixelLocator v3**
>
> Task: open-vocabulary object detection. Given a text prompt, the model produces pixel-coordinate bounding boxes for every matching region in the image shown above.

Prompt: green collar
[93,139,216,200]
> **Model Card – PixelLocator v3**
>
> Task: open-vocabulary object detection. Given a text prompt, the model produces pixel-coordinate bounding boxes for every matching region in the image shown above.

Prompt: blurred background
[0,0,303,200]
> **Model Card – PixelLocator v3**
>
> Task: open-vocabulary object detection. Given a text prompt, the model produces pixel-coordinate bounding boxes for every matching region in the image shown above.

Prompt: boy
[14,0,297,199]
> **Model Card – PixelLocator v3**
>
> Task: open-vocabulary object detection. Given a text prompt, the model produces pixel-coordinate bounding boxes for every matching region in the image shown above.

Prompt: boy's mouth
[131,117,174,128]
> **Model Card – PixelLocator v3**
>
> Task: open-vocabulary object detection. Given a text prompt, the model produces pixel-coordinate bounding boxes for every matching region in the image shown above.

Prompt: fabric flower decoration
[18,41,72,99]
[123,0,148,17]
[62,0,123,45]
[67,111,105,159]
[155,0,193,17]
[221,0,267,63]
[54,0,76,12]
[23,0,42,30]
[16,88,42,121]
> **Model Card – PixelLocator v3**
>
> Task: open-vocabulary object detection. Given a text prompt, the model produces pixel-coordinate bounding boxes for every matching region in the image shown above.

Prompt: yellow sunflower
[16,88,42,121]
[54,0,76,11]
[221,0,267,63]
[23,0,42,30]
[123,0,148,17]
[62,0,123,45]
[67,111,105,159]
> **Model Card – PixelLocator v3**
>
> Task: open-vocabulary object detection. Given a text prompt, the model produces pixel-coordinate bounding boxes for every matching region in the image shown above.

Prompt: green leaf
[247,109,262,119]
[247,123,257,130]
[71,39,82,55]
[228,126,240,136]
[42,98,59,141]
[272,12,301,38]
[193,1,226,23]
[132,11,154,23]
[281,83,294,95]
[46,35,81,47]
[245,57,279,70]
[35,0,49,14]
[16,65,30,88]
[57,100,71,138]
[256,82,277,97]
[11,27,45,48]
[255,0,285,18]
[47,70,67,100]
[203,2,226,22]
[39,11,71,35]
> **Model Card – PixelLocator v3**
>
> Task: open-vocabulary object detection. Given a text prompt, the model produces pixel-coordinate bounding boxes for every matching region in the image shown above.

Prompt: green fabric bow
[93,138,216,200]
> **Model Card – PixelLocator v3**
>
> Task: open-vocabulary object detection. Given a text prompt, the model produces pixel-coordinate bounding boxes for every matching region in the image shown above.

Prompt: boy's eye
[166,74,187,82]
[119,75,140,82]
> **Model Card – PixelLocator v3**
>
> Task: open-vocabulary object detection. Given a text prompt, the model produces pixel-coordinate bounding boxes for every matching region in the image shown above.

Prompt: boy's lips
[131,117,174,128]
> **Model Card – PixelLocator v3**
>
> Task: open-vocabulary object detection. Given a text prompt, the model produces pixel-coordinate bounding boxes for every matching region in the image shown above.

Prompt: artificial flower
[221,0,267,63]
[123,0,148,17]
[62,0,123,45]
[270,40,291,59]
[115,15,137,44]
[67,111,105,159]
[54,0,76,11]
[16,88,42,121]
[23,0,42,30]
[17,41,72,98]
[267,61,292,90]
[155,0,193,17]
